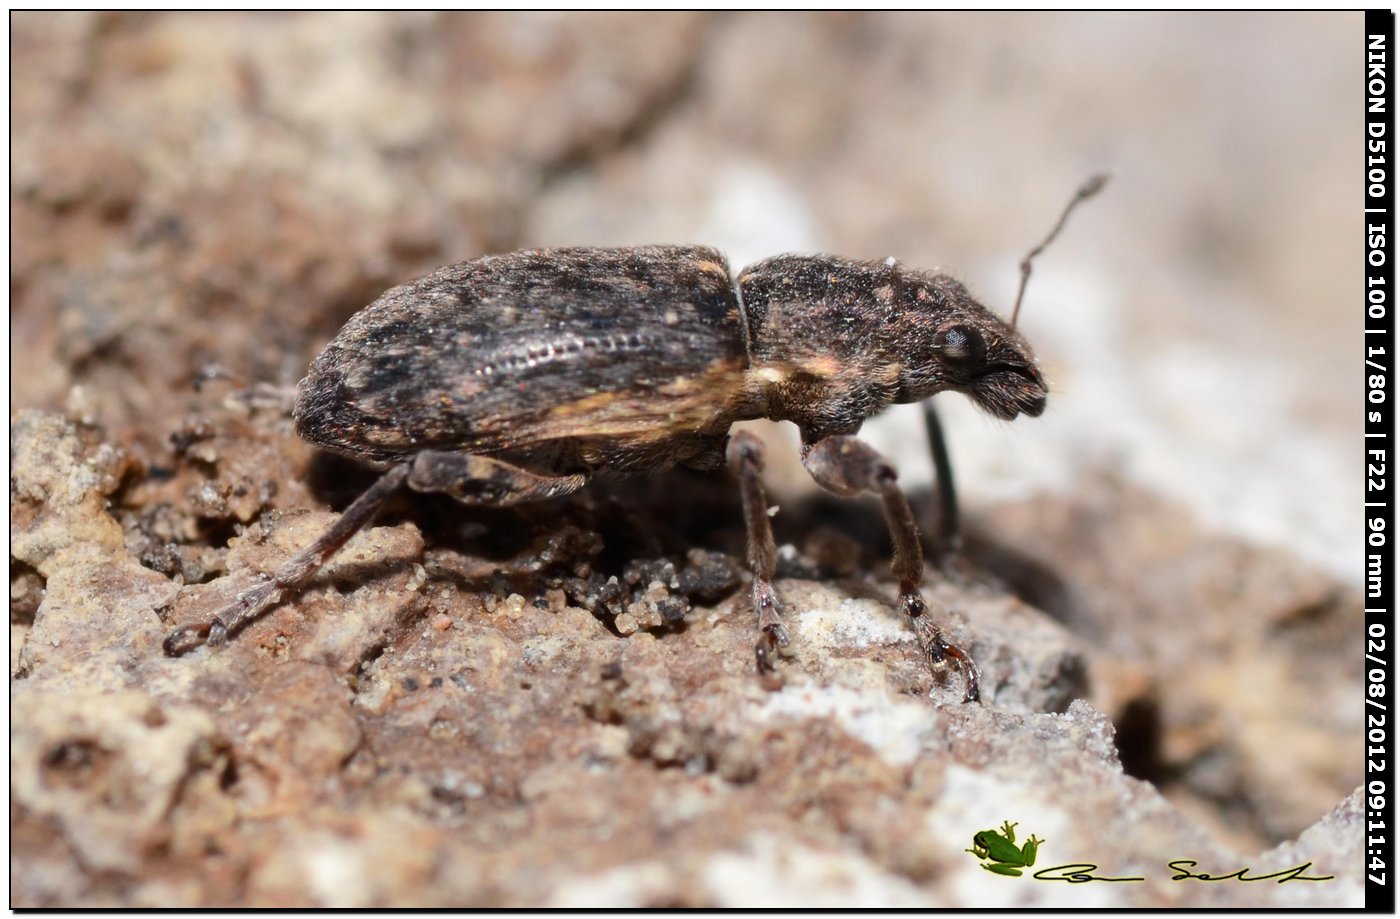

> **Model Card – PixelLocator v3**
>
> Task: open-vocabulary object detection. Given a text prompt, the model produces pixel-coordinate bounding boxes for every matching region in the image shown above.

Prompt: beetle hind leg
[801,435,981,703]
[164,462,414,655]
[163,451,588,656]
[726,430,789,677]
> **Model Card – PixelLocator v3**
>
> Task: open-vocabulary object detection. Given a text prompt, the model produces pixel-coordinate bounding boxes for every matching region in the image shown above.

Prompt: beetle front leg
[726,430,788,677]
[801,435,981,703]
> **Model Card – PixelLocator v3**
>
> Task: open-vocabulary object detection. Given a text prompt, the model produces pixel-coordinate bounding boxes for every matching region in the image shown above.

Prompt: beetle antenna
[1010,172,1110,331]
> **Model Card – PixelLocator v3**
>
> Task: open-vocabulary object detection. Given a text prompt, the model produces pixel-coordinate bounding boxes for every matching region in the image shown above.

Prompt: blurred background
[11,12,1362,850]
[12,11,1361,573]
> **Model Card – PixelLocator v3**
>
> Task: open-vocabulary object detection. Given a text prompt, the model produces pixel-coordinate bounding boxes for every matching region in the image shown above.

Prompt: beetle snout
[1010,364,1048,419]
[969,364,1047,420]
[1021,373,1048,417]
[1022,390,1047,418]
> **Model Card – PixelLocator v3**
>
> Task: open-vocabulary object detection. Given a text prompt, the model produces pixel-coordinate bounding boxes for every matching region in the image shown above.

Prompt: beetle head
[896,275,1047,420]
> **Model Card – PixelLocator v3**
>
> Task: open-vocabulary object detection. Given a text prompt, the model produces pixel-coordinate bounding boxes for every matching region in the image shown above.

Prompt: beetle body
[294,246,1045,478]
[170,244,1050,703]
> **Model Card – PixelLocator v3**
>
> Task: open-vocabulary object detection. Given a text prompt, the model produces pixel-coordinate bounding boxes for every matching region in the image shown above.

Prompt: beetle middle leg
[405,451,587,506]
[163,451,586,656]
[801,435,981,703]
[726,429,789,675]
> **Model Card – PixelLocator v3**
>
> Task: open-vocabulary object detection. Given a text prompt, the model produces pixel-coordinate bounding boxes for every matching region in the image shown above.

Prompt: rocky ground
[11,12,1364,907]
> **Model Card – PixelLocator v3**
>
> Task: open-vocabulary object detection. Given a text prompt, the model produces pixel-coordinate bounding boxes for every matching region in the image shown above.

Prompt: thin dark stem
[922,400,960,556]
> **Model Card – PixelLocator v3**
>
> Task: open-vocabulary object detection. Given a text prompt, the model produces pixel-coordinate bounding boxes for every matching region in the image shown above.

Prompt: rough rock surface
[12,12,1363,908]
[8,408,1363,908]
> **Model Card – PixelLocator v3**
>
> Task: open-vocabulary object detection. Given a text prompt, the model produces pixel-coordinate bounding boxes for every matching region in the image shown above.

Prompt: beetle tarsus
[162,583,277,657]
[202,581,280,646]
[928,628,981,704]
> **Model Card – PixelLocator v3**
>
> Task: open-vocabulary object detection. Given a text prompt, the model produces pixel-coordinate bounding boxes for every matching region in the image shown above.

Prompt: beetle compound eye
[935,325,985,363]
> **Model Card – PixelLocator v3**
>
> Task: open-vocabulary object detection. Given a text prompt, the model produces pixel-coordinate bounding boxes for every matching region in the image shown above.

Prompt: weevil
[164,177,1107,704]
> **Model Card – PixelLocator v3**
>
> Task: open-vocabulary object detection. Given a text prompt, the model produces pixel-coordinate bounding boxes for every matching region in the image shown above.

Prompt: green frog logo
[965,820,1044,876]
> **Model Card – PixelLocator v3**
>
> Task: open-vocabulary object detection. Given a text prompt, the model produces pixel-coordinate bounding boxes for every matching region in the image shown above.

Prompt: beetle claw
[923,626,980,703]
[755,622,789,674]
[162,621,211,657]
